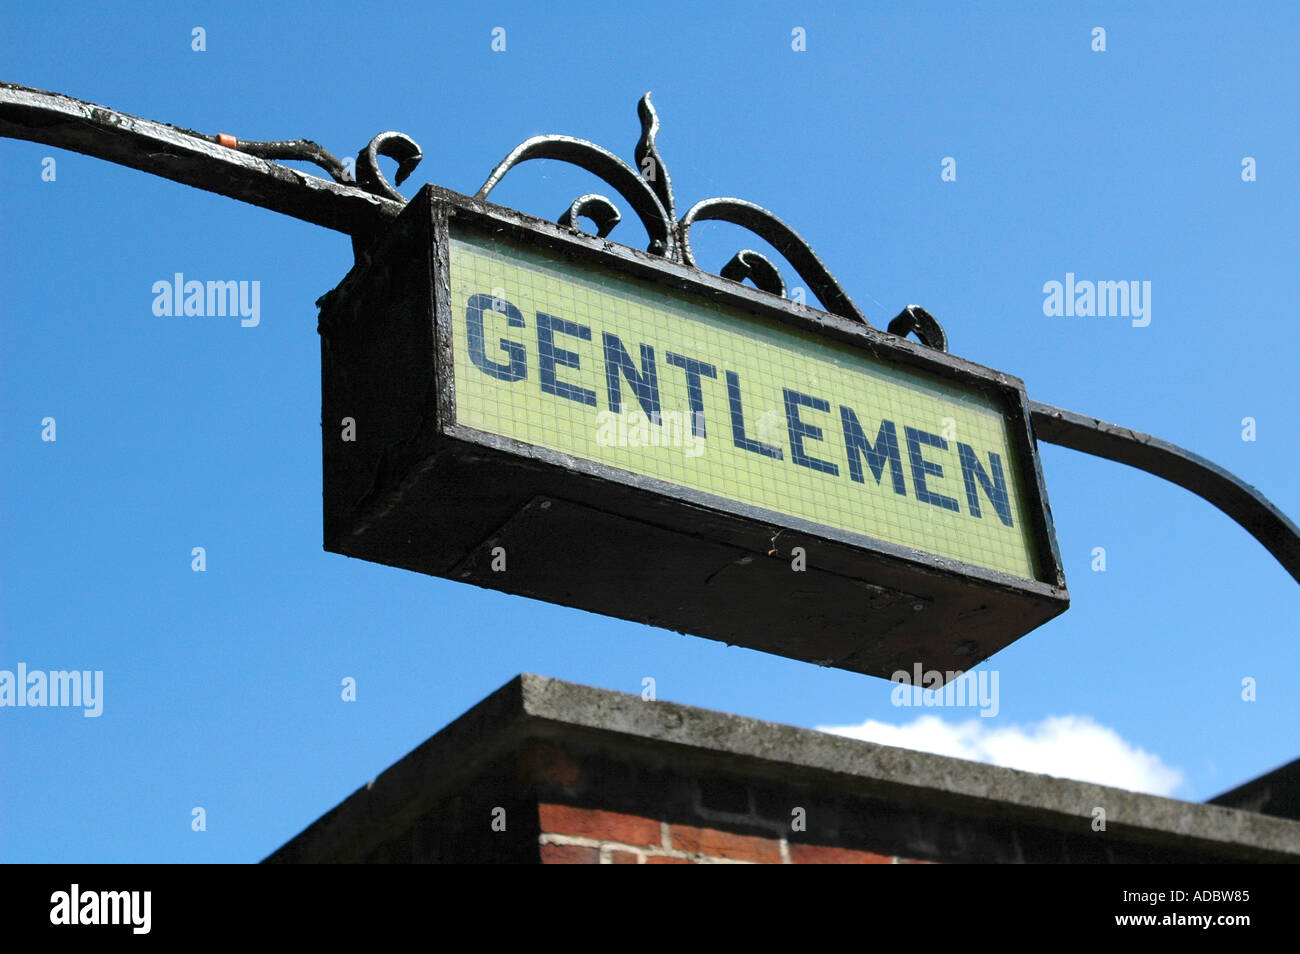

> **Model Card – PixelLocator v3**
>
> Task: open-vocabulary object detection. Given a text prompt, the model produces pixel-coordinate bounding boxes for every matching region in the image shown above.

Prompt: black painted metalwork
[721,249,786,297]
[356,131,423,202]
[888,305,949,352]
[476,129,676,258]
[1029,402,1300,584]
[1,79,1295,587]
[469,93,880,331]
[634,92,675,224]
[557,194,621,237]
[0,82,405,235]
[677,196,871,326]
[220,136,353,185]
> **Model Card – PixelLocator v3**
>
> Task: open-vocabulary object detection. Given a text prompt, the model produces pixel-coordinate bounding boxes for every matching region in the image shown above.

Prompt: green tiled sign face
[449,228,1042,581]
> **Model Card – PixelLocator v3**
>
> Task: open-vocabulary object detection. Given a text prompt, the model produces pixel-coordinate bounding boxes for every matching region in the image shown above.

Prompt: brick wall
[523,740,930,864]
[266,676,1300,864]
[538,803,925,864]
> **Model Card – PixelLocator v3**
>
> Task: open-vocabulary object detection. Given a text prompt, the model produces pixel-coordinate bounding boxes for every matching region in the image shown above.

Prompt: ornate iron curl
[635,93,675,223]
[476,134,676,258]
[356,131,423,202]
[677,197,872,328]
[559,194,621,237]
[207,130,423,203]
[721,250,786,297]
[888,305,949,352]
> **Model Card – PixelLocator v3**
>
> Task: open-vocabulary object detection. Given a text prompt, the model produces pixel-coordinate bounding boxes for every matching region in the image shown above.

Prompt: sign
[321,187,1069,679]
[450,231,1043,582]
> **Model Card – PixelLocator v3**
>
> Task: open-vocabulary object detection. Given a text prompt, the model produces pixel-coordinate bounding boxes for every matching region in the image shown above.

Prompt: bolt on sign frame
[2,81,1297,682]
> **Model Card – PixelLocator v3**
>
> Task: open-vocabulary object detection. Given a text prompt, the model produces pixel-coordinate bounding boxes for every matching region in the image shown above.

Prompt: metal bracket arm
[3,80,1296,585]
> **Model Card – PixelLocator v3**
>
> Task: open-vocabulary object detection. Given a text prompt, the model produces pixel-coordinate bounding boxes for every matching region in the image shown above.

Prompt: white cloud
[816,714,1184,797]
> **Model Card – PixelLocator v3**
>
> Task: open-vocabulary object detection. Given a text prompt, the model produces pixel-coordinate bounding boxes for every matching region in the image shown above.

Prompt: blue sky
[2,2,1296,862]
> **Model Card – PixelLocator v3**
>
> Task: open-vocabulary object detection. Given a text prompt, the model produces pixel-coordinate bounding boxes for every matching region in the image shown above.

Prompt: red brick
[518,741,582,789]
[608,849,640,864]
[540,843,599,864]
[669,824,783,864]
[646,855,694,864]
[539,803,661,847]
[789,843,892,864]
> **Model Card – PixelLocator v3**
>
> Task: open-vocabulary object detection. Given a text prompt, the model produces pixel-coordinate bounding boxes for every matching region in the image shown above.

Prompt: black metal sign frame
[320,186,1068,678]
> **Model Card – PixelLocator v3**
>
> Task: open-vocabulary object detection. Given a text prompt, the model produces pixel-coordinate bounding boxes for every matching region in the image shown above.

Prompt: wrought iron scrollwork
[475,92,933,345]
[721,250,786,297]
[193,129,424,207]
[355,131,423,202]
[888,305,949,352]
[635,93,675,223]
[216,136,354,185]
[0,81,936,347]
[677,197,871,327]
[559,194,621,237]
[476,130,676,258]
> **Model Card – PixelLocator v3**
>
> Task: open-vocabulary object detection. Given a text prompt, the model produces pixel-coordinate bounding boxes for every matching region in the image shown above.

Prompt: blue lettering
[904,426,960,512]
[958,443,1013,526]
[726,371,782,459]
[665,352,716,438]
[465,293,526,381]
[603,333,661,419]
[783,389,838,476]
[840,408,906,494]
[537,311,596,406]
